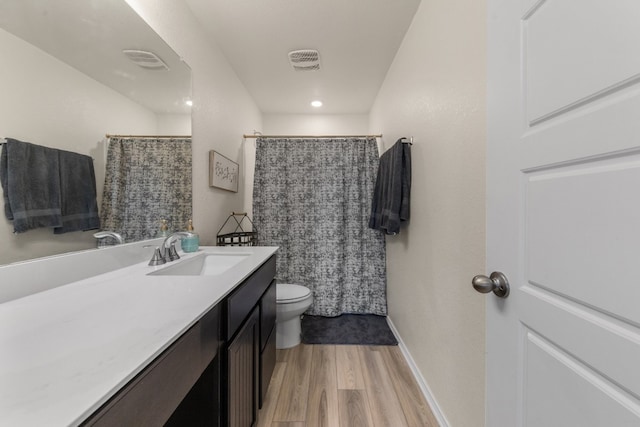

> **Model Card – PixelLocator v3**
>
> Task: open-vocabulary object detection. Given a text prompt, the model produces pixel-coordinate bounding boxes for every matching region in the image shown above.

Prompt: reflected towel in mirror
[54,150,100,234]
[0,138,62,233]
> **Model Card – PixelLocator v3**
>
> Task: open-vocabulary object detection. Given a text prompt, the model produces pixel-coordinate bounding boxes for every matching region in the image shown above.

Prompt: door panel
[525,156,640,324]
[520,287,640,398]
[524,331,640,427]
[487,0,640,425]
[524,0,640,124]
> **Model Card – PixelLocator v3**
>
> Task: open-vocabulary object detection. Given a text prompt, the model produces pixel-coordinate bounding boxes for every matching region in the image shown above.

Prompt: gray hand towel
[369,138,411,235]
[0,138,62,233]
[1,143,11,221]
[53,150,100,234]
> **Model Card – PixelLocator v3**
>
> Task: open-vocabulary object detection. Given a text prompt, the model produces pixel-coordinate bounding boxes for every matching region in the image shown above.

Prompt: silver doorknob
[472,271,510,298]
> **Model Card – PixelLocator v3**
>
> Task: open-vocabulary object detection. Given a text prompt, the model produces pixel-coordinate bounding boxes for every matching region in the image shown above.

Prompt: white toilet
[276,284,313,349]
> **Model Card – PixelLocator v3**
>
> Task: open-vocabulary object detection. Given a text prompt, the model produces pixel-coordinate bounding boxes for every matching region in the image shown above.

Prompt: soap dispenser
[158,219,169,238]
[181,219,200,253]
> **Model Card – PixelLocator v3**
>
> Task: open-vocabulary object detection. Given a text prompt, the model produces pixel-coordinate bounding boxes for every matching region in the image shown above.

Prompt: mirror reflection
[0,0,192,265]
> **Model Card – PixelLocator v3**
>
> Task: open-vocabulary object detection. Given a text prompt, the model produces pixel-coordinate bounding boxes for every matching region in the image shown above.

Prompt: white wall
[262,114,368,135]
[0,28,159,265]
[157,114,192,135]
[369,0,487,425]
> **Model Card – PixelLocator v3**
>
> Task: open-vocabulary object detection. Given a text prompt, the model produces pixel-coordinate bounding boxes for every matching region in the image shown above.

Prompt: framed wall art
[209,150,239,192]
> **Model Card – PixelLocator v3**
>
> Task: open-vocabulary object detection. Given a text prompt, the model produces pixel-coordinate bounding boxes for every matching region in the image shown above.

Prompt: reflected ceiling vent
[122,49,169,71]
[288,49,320,71]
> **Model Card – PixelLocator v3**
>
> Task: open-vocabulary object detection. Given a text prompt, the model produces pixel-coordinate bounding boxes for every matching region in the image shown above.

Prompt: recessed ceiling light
[311,100,323,107]
[185,100,193,107]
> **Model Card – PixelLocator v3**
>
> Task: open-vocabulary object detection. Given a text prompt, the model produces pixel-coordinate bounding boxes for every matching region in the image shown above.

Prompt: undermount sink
[148,252,251,276]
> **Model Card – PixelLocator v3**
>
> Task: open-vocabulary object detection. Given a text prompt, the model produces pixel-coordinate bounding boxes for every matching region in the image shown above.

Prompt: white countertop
[0,246,278,426]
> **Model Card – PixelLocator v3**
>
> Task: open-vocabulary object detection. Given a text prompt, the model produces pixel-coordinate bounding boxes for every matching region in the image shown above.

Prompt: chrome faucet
[148,231,194,266]
[93,231,124,246]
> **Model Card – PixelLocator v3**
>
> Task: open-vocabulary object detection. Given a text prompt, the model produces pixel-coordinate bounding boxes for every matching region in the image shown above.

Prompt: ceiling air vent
[288,49,320,71]
[122,49,169,71]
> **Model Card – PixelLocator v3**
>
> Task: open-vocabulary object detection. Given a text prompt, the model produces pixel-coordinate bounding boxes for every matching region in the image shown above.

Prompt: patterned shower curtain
[100,137,192,243]
[253,137,387,317]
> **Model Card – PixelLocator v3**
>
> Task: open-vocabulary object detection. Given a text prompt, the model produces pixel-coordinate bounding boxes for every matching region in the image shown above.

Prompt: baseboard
[386,316,450,427]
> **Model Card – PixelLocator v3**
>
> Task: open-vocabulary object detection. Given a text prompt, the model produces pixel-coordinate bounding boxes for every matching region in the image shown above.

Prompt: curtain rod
[243,134,382,139]
[105,134,192,139]
[1,135,192,145]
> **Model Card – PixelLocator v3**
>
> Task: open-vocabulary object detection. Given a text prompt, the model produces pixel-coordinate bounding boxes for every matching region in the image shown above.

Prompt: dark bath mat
[301,314,398,346]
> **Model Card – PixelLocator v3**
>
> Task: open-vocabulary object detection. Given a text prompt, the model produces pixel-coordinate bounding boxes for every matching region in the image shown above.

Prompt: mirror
[0,0,192,265]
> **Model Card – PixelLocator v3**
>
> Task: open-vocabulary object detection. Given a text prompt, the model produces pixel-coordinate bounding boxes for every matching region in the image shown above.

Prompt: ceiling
[0,0,192,115]
[185,0,421,115]
[0,1,420,117]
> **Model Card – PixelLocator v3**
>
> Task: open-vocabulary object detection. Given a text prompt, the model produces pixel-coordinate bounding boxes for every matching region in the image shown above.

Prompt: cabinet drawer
[226,255,276,340]
[84,305,220,426]
[260,279,277,351]
[85,323,203,426]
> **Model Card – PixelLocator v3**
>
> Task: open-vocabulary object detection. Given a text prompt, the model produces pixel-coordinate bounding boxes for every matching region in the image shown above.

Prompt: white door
[485,0,640,425]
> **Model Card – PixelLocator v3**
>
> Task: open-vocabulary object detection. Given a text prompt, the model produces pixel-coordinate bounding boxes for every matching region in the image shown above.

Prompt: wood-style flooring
[257,344,439,427]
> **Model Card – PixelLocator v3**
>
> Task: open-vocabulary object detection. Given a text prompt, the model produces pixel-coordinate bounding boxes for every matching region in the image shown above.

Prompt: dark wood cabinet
[222,255,277,427]
[82,254,277,427]
[225,307,260,427]
[259,280,277,406]
[83,305,220,427]
[225,256,276,339]
[164,356,219,427]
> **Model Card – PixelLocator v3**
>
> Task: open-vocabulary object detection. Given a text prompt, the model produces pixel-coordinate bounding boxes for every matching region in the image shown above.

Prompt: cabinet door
[226,308,259,427]
[260,327,276,408]
[260,280,276,351]
[259,280,277,407]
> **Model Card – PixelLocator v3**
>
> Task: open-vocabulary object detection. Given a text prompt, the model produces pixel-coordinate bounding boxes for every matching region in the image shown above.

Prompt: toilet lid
[277,284,311,303]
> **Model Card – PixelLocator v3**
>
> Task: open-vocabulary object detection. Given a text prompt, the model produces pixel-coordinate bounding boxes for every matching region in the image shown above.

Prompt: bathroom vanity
[0,246,278,426]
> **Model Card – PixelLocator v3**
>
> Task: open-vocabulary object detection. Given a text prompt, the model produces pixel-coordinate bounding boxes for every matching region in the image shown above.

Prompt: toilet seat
[277,284,311,303]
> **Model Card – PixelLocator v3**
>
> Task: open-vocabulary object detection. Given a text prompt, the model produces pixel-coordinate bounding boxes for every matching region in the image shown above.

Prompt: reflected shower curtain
[100,137,192,243]
[253,137,387,316]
